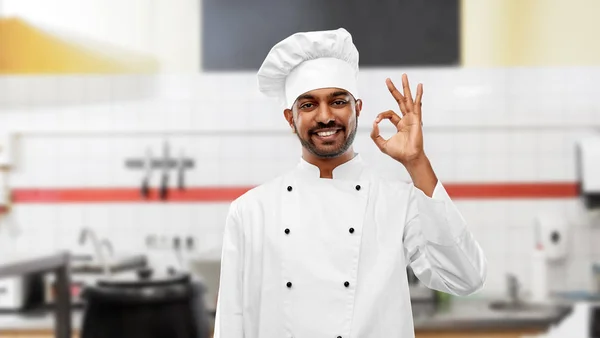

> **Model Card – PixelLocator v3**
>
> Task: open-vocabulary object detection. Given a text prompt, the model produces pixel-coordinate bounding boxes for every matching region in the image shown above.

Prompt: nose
[315,104,335,124]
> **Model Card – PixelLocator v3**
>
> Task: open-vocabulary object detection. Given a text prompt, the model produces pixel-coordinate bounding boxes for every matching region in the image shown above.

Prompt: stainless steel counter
[412,298,572,332]
[0,251,72,337]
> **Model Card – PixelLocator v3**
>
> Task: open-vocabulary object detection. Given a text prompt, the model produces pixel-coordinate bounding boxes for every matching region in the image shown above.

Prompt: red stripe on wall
[10,182,578,203]
[445,183,579,199]
[11,187,254,203]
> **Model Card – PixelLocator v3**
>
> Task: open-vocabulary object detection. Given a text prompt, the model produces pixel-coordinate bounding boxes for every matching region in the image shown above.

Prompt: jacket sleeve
[214,200,245,337]
[403,181,487,296]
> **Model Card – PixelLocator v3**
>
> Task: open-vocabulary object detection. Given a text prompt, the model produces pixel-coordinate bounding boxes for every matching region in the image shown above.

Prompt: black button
[355,185,361,191]
[551,231,560,243]
[286,282,292,288]
[349,228,355,234]
[285,228,290,234]
[344,281,350,287]
[337,336,342,338]
[287,186,293,191]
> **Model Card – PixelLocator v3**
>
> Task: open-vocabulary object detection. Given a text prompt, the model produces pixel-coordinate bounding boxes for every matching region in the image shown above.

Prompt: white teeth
[317,130,337,137]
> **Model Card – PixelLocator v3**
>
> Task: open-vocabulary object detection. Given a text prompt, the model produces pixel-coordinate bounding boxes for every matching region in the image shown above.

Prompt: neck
[301,147,355,179]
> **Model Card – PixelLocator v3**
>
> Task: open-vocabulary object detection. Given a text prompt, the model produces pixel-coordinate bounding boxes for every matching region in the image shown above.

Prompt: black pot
[80,268,210,338]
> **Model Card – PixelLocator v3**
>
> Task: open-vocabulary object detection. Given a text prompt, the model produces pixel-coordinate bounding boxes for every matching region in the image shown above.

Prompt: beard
[294,120,358,158]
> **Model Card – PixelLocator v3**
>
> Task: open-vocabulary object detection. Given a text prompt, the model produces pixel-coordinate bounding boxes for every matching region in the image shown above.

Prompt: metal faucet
[507,273,521,304]
[79,227,110,277]
[100,239,114,257]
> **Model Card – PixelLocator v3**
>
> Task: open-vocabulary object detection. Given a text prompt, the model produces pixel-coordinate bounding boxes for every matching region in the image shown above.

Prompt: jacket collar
[295,153,365,180]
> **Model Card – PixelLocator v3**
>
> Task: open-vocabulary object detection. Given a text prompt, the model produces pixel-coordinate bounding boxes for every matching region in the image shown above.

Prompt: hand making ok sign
[370,73,425,166]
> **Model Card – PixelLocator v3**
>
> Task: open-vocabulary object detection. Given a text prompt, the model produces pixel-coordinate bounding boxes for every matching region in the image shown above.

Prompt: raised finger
[414,83,423,115]
[375,110,402,126]
[402,73,414,108]
[386,78,408,115]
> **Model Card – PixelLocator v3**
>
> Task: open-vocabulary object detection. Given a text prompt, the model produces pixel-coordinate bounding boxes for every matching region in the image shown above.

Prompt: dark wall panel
[202,0,459,71]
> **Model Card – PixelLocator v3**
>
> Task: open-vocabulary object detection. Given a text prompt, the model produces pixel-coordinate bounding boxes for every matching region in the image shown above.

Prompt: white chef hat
[257,28,359,109]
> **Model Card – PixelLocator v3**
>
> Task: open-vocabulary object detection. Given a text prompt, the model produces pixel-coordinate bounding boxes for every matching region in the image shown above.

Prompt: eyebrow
[296,90,350,102]
[329,90,350,98]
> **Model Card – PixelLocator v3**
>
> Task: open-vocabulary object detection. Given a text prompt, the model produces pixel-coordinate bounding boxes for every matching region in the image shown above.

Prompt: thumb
[370,121,387,153]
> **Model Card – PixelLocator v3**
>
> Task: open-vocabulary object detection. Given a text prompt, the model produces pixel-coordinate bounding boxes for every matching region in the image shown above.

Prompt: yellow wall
[461,0,600,66]
[0,18,158,74]
[1,0,200,73]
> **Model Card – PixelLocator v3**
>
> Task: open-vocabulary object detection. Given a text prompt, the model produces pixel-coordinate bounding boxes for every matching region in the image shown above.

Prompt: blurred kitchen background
[1,0,600,337]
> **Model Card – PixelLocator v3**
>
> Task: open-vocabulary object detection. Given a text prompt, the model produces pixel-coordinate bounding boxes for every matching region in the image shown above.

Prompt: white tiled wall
[1,67,599,298]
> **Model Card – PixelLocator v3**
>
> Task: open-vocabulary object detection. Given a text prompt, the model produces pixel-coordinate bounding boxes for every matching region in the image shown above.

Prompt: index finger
[375,110,402,126]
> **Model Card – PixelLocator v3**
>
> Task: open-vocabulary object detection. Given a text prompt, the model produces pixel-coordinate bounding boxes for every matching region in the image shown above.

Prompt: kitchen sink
[69,253,148,274]
[73,228,149,275]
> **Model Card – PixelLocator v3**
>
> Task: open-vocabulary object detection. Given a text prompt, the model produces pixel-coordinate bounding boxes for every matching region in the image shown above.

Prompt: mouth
[311,128,343,142]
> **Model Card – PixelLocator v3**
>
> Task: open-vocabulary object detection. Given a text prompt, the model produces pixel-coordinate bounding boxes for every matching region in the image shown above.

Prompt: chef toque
[257,28,360,109]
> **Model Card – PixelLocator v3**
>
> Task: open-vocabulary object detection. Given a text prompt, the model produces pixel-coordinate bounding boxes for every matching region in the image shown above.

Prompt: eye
[300,102,315,109]
[332,100,347,106]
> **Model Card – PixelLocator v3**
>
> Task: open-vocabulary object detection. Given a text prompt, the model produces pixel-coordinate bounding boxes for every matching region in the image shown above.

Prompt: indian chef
[214,28,487,338]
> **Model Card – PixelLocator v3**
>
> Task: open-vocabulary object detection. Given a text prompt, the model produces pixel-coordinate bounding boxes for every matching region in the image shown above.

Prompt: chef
[214,28,487,338]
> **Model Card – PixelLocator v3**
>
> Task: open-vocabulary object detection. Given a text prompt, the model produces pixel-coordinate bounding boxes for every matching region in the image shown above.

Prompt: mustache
[309,122,345,134]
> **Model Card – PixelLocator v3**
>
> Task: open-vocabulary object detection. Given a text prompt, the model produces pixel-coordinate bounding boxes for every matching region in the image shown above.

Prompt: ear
[283,109,296,133]
[355,99,363,118]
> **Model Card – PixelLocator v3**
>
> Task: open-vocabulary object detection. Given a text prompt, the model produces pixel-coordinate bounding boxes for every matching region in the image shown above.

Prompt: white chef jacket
[214,153,487,338]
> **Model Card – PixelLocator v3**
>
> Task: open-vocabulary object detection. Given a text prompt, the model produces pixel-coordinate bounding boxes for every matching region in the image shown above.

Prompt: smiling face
[284,88,362,159]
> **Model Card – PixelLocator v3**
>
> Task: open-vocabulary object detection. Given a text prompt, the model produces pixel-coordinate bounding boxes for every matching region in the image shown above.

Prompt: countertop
[0,309,84,332]
[0,298,572,333]
[0,251,70,278]
[0,250,73,337]
[412,298,572,332]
